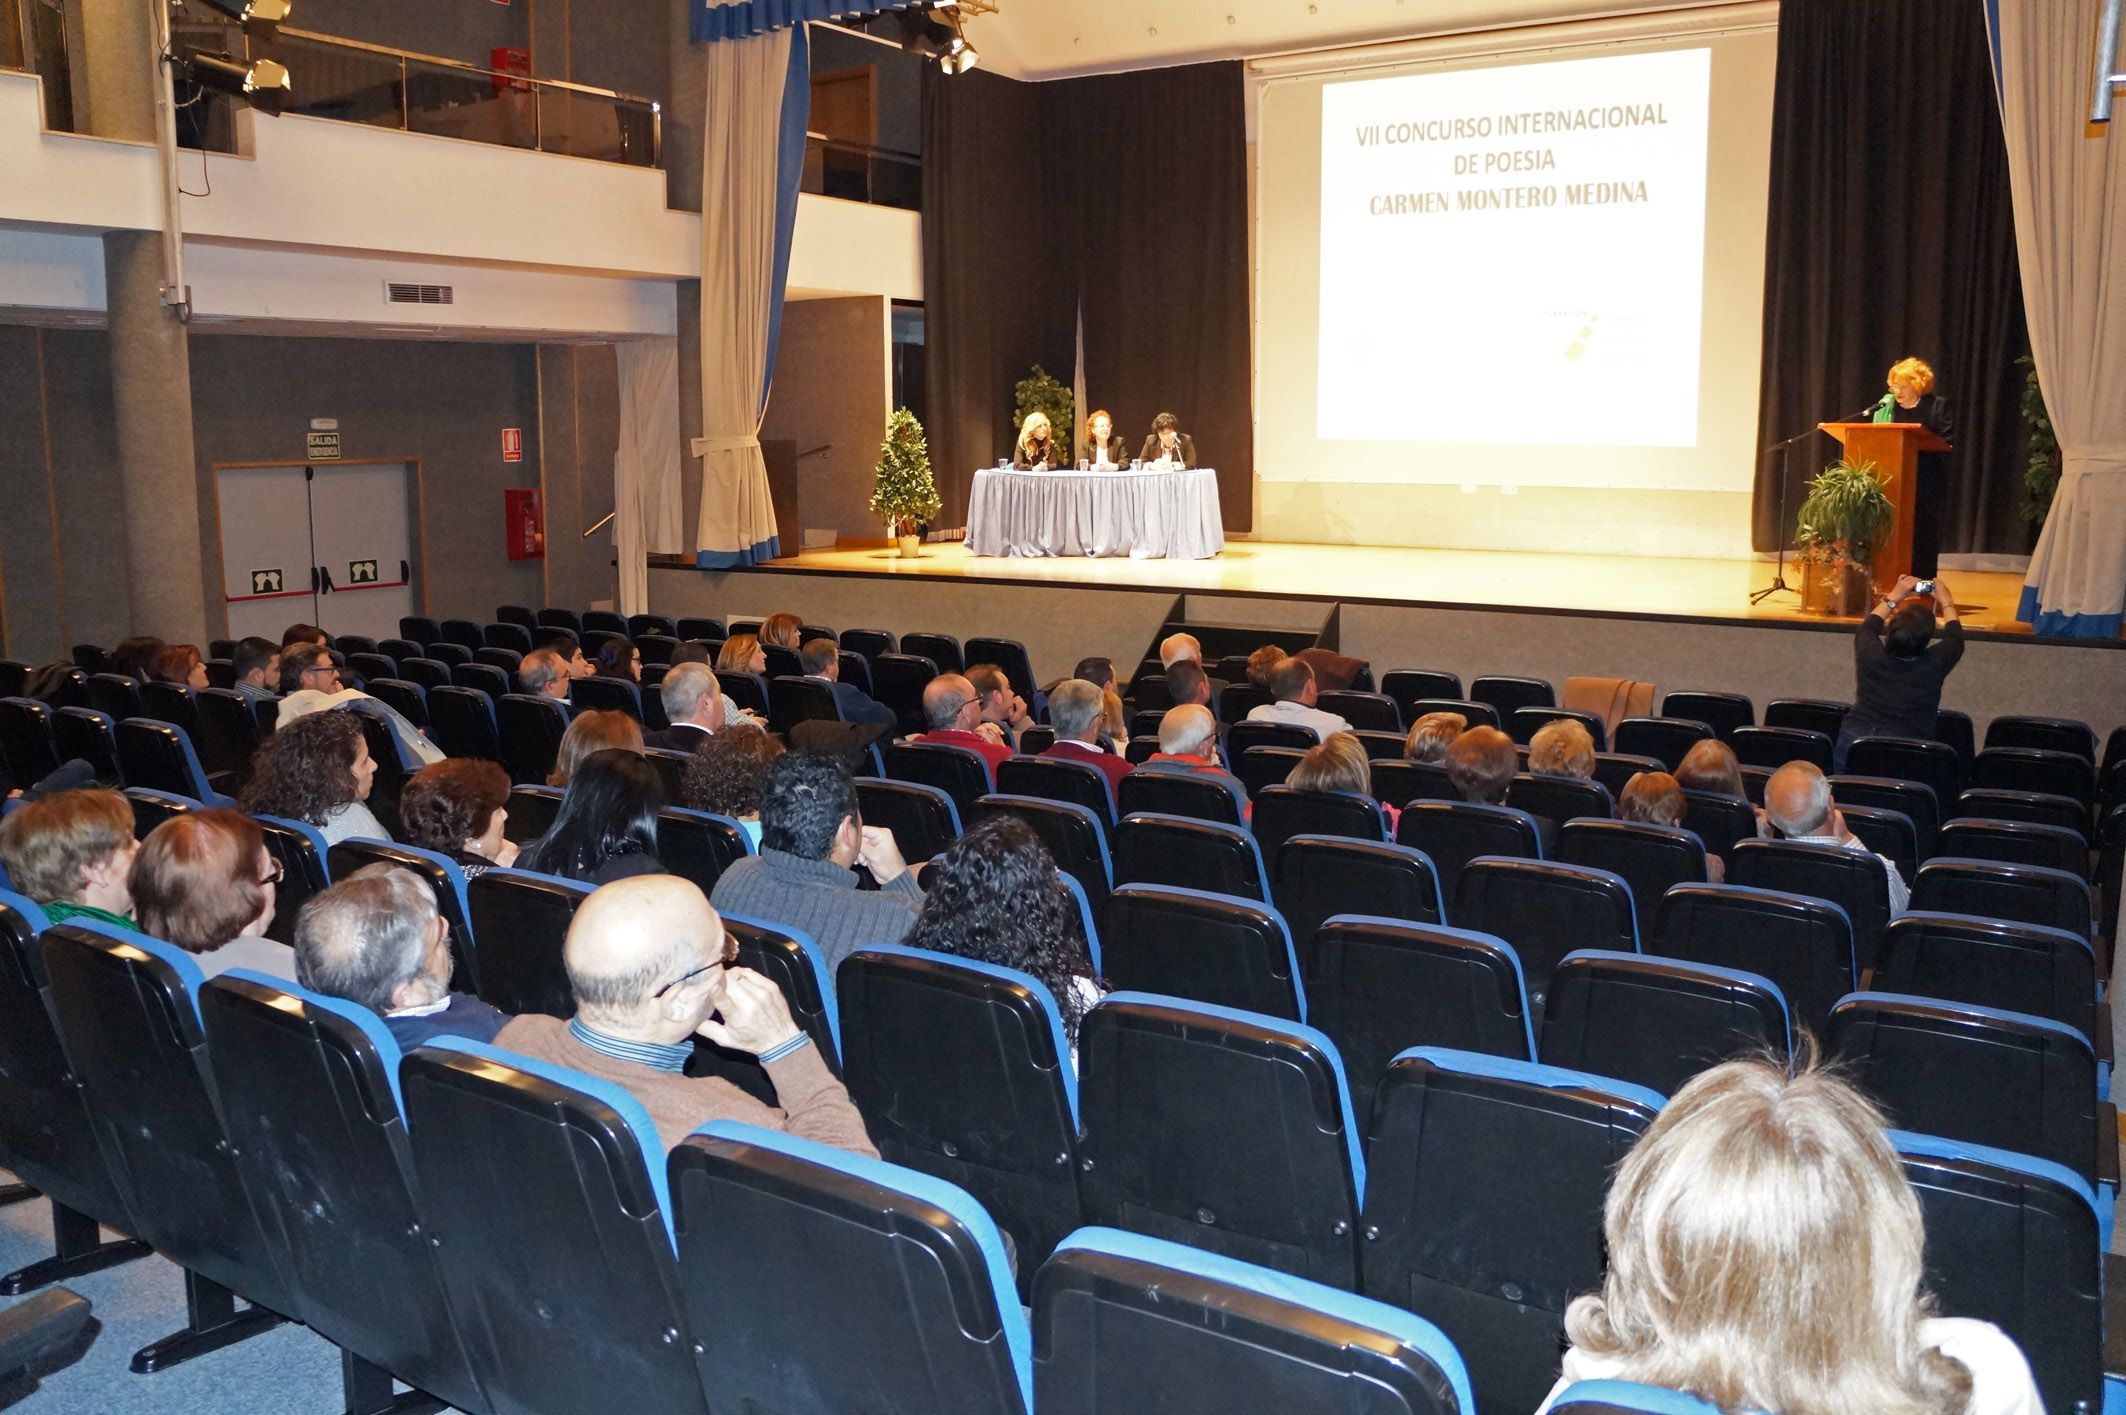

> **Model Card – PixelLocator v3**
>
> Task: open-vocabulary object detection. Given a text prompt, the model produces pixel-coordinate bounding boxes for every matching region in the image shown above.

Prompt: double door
[217,461,417,644]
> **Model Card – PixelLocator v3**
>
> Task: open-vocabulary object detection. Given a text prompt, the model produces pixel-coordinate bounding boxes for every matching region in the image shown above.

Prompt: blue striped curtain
[691,0,904,44]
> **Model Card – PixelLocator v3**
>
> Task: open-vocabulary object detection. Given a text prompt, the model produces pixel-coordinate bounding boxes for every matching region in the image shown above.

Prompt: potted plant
[1794,457,1894,616]
[1014,365,1075,461]
[869,408,942,558]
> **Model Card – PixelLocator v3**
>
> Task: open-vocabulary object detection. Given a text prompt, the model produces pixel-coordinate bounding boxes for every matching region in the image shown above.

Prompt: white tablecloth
[965,466,1226,560]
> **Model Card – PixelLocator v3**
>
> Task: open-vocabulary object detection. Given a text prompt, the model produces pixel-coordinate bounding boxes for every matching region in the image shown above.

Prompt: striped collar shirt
[566,1018,691,1073]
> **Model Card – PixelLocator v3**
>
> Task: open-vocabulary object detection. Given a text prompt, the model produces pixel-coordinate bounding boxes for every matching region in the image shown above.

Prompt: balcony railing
[803,132,919,210]
[174,22,659,168]
[1,0,75,131]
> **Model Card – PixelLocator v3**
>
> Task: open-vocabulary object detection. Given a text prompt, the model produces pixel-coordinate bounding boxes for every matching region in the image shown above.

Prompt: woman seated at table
[1139,411,1196,468]
[1083,409,1129,469]
[1012,411,1062,470]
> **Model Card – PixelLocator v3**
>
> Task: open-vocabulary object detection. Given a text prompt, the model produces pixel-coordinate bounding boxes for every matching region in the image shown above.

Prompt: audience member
[109,635,165,681]
[0,788,137,927]
[1618,770,1724,882]
[593,638,642,682]
[520,648,572,702]
[1528,718,1597,779]
[1158,632,1204,669]
[680,721,782,849]
[295,863,510,1046]
[904,816,1104,1047]
[759,613,804,651]
[280,623,328,650]
[491,875,878,1154]
[398,759,517,879]
[968,663,1033,746]
[131,809,291,980]
[1404,711,1466,763]
[670,640,712,666]
[1763,761,1909,914]
[799,638,897,729]
[229,637,281,703]
[717,633,767,674]
[278,642,341,696]
[1245,644,1284,689]
[1244,657,1352,743]
[1042,678,1133,799]
[913,674,1012,774]
[518,748,666,886]
[708,751,920,969]
[149,644,209,691]
[1075,656,1128,742]
[1144,705,1229,777]
[1288,731,1396,829]
[1675,738,1750,800]
[1164,658,1213,708]
[534,630,593,679]
[241,710,390,846]
[549,709,643,787]
[276,643,441,765]
[1539,1055,2041,1415]
[645,662,725,750]
[1445,725,1517,805]
[1838,574,1966,771]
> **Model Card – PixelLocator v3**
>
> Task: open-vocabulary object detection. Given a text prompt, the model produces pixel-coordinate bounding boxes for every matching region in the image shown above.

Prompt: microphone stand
[1751,400,1883,605]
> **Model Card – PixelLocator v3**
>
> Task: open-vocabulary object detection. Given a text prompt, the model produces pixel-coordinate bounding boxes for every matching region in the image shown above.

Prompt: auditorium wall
[759,295,893,548]
[0,326,621,662]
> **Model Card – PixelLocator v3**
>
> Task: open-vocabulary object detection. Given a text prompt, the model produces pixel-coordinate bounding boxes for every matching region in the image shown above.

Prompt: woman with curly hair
[680,721,783,849]
[239,709,386,847]
[517,748,665,886]
[549,709,643,788]
[1540,1054,2040,1414]
[398,758,517,878]
[903,815,1103,1048]
[131,808,292,981]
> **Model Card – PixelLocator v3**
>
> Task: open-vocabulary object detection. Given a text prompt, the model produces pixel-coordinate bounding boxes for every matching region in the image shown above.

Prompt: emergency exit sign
[307,431,341,460]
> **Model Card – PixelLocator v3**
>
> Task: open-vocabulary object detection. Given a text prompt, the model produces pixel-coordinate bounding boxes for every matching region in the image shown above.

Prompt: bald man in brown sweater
[492,875,876,1156]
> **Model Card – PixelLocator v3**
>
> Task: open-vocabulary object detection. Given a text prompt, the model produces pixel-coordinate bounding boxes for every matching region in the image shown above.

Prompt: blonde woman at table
[1139,411,1196,468]
[1082,409,1128,469]
[1013,411,1062,470]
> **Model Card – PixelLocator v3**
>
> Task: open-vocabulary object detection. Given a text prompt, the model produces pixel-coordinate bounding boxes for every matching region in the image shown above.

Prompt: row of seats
[0,894,2110,1413]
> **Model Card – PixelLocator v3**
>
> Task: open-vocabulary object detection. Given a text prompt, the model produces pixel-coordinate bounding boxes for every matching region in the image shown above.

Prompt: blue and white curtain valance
[691,0,904,44]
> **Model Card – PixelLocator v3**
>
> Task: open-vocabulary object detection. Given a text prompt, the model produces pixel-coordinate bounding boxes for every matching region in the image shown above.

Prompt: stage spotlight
[895,3,979,76]
[191,0,292,41]
[180,49,292,115]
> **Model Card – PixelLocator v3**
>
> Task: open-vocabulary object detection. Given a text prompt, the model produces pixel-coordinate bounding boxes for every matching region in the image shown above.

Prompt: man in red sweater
[911,673,1012,774]
[1040,678,1133,802]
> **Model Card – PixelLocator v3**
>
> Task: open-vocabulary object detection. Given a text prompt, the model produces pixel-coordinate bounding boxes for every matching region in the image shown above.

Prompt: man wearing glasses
[493,875,877,1156]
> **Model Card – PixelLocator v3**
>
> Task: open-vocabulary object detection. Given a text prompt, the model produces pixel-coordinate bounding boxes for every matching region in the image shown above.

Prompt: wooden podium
[1818,421,1952,592]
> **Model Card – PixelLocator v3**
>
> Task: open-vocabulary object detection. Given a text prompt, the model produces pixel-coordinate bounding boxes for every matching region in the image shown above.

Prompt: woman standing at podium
[1879,357,1956,576]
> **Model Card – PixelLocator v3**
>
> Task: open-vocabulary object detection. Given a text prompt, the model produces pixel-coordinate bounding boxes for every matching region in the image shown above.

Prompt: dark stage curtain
[1753,0,2031,556]
[921,61,1254,531]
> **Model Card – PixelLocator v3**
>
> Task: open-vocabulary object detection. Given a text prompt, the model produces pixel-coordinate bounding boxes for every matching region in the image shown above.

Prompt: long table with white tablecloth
[964,466,1225,560]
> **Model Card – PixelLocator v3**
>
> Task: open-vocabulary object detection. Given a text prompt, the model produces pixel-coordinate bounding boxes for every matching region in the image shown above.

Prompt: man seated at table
[1139,411,1196,468]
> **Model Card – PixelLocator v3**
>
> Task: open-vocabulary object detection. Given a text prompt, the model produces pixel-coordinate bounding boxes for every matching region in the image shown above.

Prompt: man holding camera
[1834,574,1964,771]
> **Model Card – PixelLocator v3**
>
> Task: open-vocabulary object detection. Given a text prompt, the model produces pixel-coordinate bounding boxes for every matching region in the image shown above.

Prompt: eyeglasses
[257,860,285,887]
[651,936,740,999]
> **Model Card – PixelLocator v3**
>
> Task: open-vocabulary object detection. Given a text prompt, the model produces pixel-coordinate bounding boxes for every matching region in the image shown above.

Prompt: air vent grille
[384,282,455,305]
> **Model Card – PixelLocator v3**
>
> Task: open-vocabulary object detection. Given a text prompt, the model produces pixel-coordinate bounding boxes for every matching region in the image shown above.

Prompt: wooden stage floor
[758,539,2043,636]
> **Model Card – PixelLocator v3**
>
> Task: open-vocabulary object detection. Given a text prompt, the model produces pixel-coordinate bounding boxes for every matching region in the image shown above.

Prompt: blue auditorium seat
[1454,857,1637,1007]
[1539,949,1792,1097]
[1112,812,1267,902]
[1117,761,1250,825]
[1549,1381,1724,1414]
[854,778,961,863]
[974,794,1111,911]
[1653,883,1854,1033]
[1396,801,1544,903]
[1100,883,1304,1021]
[464,867,592,1019]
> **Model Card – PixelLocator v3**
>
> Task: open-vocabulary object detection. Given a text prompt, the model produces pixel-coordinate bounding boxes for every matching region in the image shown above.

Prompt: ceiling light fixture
[177,49,292,115]
[191,0,292,42]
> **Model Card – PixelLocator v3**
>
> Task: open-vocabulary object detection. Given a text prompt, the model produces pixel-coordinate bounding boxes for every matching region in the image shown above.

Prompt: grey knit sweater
[708,847,923,971]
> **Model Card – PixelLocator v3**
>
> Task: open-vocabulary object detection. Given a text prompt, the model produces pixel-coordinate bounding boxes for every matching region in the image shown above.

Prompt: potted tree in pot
[870,408,942,558]
[1794,457,1894,617]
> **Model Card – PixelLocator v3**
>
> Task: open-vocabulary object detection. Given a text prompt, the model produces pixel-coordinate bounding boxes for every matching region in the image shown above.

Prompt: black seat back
[465,868,592,1018]
[1117,764,1247,825]
[1454,858,1636,1007]
[1234,745,1305,798]
[1033,1228,1473,1415]
[504,784,562,843]
[1251,785,1385,865]
[53,707,118,784]
[997,754,1118,827]
[1612,716,1713,770]
[570,675,642,721]
[1765,697,1849,739]
[1311,918,1534,1127]
[1395,801,1543,901]
[1660,691,1753,740]
[1372,758,1460,810]
[1958,787,2090,835]
[1679,788,1759,859]
[1101,884,1303,1020]
[1112,813,1266,902]
[766,675,841,737]
[115,717,216,801]
[854,779,961,863]
[839,627,897,660]
[1848,735,1966,805]
[1556,819,1708,944]
[1317,690,1402,732]
[1361,1047,1660,1414]
[870,654,939,734]
[195,688,264,780]
[1729,725,1834,771]
[901,632,964,675]
[1839,804,1919,882]
[1227,720,1317,756]
[974,796,1111,911]
[199,975,485,1410]
[1911,857,2093,939]
[41,923,297,1316]
[1215,683,1272,725]
[965,636,1039,706]
[87,673,143,722]
[252,815,330,945]
[1832,773,1943,855]
[399,1039,707,1413]
[1540,949,1791,1097]
[399,657,451,693]
[1729,837,1893,972]
[1986,715,2098,760]
[1653,883,1854,1032]
[496,693,571,785]
[0,698,62,785]
[428,686,501,761]
[1076,995,1363,1288]
[1874,911,2096,1031]
[1589,753,1665,799]
[885,741,994,819]
[1975,747,2096,810]
[836,945,1082,1288]
[1507,774,1613,843]
[1382,669,1463,717]
[715,669,769,716]
[1272,836,1441,975]
[1469,675,1554,717]
[1939,817,2089,878]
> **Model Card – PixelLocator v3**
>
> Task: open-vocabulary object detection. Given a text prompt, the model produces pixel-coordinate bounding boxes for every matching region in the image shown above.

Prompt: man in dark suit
[799,638,898,731]
[1138,410,1197,468]
[643,662,723,751]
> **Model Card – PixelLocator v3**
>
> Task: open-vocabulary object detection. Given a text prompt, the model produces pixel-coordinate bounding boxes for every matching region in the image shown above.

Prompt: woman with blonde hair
[1539,1055,2040,1415]
[1403,711,1465,764]
[1082,409,1127,468]
[758,613,803,651]
[1880,355,1956,576]
[548,709,643,788]
[716,633,767,675]
[1288,731,1395,830]
[1013,411,1060,470]
[1528,718,1597,779]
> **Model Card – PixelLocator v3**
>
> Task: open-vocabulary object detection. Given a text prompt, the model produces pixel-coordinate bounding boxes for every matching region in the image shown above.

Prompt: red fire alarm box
[505,488,546,561]
[491,46,532,96]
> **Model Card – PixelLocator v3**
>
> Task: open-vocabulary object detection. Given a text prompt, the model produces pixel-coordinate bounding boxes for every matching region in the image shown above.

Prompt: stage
[747,538,2044,636]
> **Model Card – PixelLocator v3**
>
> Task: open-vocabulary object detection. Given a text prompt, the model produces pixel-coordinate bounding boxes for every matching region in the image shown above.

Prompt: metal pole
[2097,0,2123,123]
[150,0,188,317]
[399,53,408,131]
